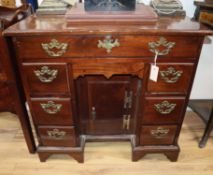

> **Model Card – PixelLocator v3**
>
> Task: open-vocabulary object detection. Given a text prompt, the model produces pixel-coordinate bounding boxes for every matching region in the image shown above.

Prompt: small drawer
[14,36,200,59]
[142,97,185,124]
[140,125,177,145]
[30,98,73,125]
[38,126,76,147]
[146,63,194,94]
[22,63,70,95]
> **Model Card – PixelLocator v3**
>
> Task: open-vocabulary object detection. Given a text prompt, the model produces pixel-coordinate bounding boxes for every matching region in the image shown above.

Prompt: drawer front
[140,125,177,145]
[30,98,73,125]
[146,63,194,94]
[38,126,76,147]
[15,36,199,59]
[22,63,70,95]
[142,97,185,124]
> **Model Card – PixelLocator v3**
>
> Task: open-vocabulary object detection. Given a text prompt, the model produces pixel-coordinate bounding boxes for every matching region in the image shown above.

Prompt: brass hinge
[123,114,131,130]
[124,91,133,109]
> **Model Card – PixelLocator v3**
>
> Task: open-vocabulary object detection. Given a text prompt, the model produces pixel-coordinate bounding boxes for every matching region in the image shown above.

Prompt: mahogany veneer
[140,125,177,145]
[3,5,213,163]
[38,126,77,147]
[30,98,74,125]
[22,63,70,95]
[15,35,201,59]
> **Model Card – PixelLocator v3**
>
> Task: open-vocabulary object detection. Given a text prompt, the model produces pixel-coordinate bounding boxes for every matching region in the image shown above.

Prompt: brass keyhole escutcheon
[98,35,120,53]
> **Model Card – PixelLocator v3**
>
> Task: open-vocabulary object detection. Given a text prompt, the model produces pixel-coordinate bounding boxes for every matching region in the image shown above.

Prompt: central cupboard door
[75,75,141,135]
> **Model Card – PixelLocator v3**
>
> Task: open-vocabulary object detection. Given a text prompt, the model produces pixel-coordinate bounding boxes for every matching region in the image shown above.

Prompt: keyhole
[91,107,96,120]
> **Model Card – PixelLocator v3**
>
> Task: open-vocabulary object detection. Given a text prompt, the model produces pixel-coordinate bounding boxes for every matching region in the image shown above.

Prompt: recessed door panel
[75,75,141,135]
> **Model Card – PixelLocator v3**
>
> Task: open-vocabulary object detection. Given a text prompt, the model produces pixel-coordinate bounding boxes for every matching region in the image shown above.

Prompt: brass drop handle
[91,107,96,120]
[123,115,131,130]
[150,127,169,139]
[47,128,66,139]
[98,35,120,53]
[40,101,62,114]
[148,37,176,56]
[41,39,68,57]
[34,66,58,83]
[160,67,183,83]
[154,100,176,115]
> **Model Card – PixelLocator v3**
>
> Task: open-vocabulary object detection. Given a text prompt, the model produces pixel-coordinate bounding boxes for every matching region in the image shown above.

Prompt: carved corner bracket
[72,62,145,79]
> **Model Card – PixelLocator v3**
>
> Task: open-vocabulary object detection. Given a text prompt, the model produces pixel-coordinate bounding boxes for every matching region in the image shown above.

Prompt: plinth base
[37,136,86,163]
[37,135,179,163]
[66,3,158,25]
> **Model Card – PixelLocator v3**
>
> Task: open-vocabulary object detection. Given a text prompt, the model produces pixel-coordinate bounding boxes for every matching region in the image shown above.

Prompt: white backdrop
[16,0,212,99]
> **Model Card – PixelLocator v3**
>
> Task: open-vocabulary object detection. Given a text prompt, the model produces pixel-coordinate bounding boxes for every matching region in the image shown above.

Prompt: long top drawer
[14,35,201,59]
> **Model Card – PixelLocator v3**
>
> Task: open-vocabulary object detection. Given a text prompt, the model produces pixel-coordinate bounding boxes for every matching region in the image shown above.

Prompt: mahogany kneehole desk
[4,14,213,163]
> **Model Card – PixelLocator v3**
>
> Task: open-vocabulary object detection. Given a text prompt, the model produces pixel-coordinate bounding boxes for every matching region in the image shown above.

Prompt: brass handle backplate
[34,66,58,83]
[150,127,169,139]
[40,101,62,114]
[154,100,176,115]
[41,39,68,57]
[160,67,183,83]
[47,128,66,139]
[98,35,120,53]
[148,37,176,55]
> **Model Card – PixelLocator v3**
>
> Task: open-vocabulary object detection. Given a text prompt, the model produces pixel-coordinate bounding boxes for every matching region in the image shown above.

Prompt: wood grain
[14,35,201,59]
[0,111,213,175]
[22,63,70,96]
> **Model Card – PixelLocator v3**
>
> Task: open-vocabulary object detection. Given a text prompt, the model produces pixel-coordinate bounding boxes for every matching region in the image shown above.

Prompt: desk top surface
[4,15,213,36]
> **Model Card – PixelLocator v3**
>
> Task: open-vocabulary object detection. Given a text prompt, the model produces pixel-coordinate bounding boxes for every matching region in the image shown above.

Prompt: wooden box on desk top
[65,3,158,25]
[194,0,213,29]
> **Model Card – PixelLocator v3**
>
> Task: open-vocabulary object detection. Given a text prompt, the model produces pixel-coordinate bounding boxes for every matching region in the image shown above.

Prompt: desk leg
[199,109,213,148]
[3,36,36,154]
[13,85,36,153]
